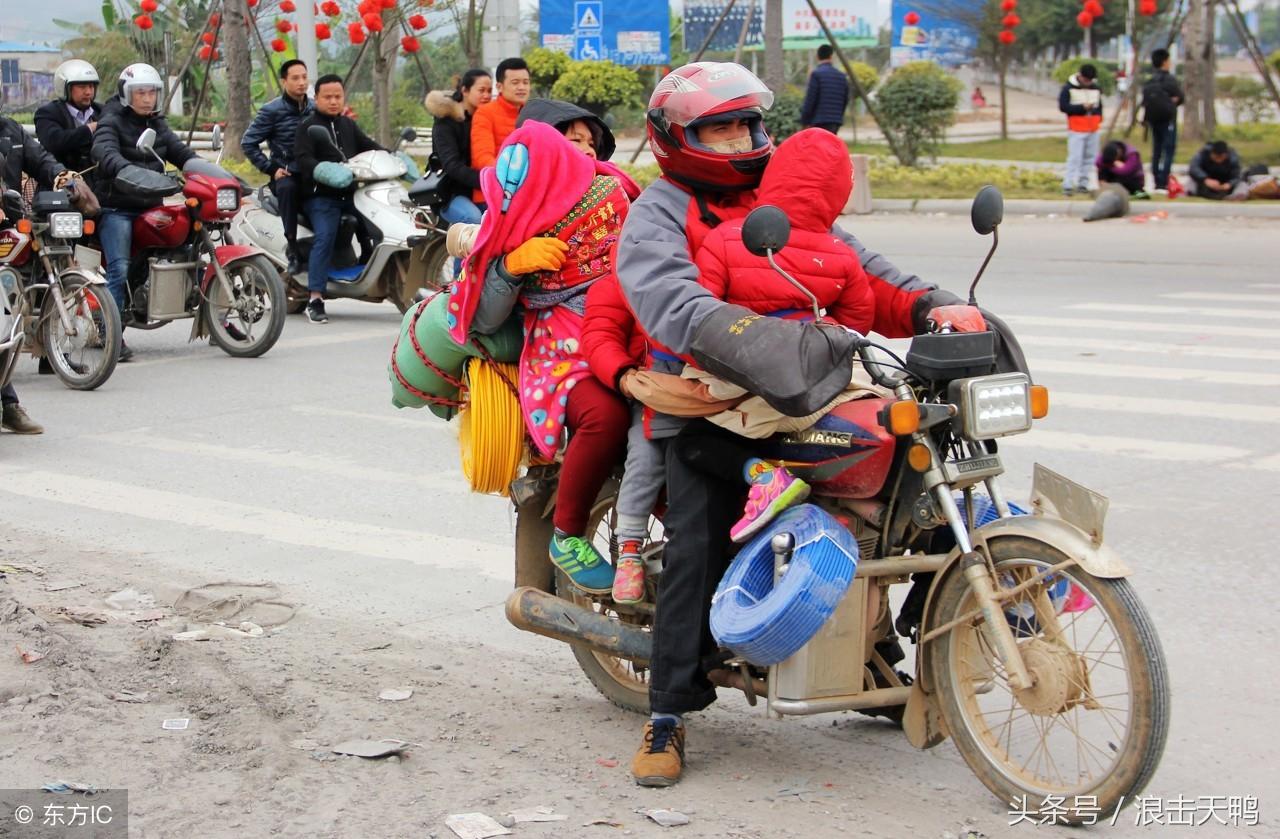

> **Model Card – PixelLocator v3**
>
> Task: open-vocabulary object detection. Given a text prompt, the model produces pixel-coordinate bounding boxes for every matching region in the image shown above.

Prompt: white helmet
[54,59,99,101]
[118,63,164,114]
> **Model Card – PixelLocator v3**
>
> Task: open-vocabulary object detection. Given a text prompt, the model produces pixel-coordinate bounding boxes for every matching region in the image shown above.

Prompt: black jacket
[1141,69,1183,125]
[1188,143,1242,187]
[91,96,196,210]
[34,99,103,176]
[426,90,479,196]
[240,93,313,176]
[516,98,616,161]
[0,116,66,195]
[801,63,849,127]
[293,111,383,199]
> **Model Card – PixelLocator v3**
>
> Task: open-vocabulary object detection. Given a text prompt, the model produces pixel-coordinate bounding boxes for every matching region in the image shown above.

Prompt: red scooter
[110,127,285,357]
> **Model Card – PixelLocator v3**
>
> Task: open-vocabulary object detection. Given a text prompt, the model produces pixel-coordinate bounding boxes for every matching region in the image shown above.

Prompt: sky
[0,0,106,45]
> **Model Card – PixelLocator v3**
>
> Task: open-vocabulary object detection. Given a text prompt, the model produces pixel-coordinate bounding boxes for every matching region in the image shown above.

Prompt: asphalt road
[1,212,1275,837]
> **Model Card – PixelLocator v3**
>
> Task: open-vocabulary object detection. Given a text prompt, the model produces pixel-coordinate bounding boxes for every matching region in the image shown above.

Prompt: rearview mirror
[135,127,156,153]
[970,185,1004,236]
[400,127,417,142]
[308,124,338,151]
[741,205,791,257]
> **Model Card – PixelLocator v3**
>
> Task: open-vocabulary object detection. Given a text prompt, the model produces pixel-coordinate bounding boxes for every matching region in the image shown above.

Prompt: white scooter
[229,127,450,314]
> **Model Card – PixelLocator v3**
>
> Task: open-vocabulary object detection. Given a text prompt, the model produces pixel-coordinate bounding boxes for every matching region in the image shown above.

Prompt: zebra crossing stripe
[1162,292,1280,304]
[1010,430,1250,462]
[1018,335,1280,362]
[1068,302,1280,321]
[1032,359,1280,387]
[1004,315,1280,340]
[1048,392,1280,423]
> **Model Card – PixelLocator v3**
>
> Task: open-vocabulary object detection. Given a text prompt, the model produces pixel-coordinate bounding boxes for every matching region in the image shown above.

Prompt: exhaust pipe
[504,587,652,663]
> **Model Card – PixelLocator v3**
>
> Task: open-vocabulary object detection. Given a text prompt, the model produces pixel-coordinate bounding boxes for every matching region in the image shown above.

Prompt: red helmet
[647,62,774,192]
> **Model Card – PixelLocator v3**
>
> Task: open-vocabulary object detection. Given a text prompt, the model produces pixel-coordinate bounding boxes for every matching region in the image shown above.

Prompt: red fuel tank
[759,397,898,499]
[132,205,191,252]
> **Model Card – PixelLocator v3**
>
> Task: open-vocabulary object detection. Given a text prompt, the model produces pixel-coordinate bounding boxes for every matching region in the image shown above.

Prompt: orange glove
[503,237,569,276]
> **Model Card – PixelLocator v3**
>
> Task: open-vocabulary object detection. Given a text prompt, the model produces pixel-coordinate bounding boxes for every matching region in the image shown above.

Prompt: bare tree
[1182,0,1217,141]
[447,0,489,68]
[372,8,400,146]
[764,0,785,90]
[221,0,253,163]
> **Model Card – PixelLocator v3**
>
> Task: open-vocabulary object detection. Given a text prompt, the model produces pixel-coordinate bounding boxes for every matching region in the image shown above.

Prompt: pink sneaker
[730,468,810,543]
[612,557,646,605]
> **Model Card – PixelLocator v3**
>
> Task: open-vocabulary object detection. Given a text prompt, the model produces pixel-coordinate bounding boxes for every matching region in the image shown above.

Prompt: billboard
[683,0,877,52]
[889,1,980,68]
[540,0,672,66]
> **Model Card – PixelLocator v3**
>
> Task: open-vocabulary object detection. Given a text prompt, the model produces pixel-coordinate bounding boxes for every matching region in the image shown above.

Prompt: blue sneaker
[549,533,615,595]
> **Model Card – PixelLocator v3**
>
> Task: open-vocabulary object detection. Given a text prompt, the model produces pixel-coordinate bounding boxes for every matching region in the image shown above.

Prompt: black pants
[815,123,842,135]
[1099,170,1145,194]
[673,419,754,485]
[650,421,748,714]
[1,383,16,405]
[270,174,300,248]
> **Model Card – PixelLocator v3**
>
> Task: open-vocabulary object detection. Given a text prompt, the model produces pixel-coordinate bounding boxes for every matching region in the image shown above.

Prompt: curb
[862,197,1280,219]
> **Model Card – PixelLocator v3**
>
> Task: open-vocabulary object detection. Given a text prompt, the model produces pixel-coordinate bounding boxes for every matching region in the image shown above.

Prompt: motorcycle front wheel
[40,277,121,391]
[204,256,287,358]
[927,535,1169,824]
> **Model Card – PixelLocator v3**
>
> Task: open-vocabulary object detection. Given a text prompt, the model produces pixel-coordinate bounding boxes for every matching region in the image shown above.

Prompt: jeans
[1063,131,1099,191]
[1150,121,1177,190]
[98,208,140,315]
[270,174,300,247]
[440,194,483,225]
[649,423,748,714]
[303,195,354,293]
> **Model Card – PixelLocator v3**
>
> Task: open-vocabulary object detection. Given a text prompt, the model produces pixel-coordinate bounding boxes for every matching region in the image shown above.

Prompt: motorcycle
[503,188,1169,823]
[0,182,120,389]
[103,127,285,358]
[229,126,450,315]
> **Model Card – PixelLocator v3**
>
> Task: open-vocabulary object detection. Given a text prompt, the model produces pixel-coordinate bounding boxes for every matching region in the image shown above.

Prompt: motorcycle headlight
[950,372,1032,440]
[48,212,83,239]
[216,188,240,211]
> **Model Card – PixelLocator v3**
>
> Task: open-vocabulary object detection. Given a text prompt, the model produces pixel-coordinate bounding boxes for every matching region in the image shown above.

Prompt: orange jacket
[469,96,521,201]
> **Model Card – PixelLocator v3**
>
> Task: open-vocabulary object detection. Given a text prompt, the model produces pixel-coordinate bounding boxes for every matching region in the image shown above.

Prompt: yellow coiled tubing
[458,358,524,495]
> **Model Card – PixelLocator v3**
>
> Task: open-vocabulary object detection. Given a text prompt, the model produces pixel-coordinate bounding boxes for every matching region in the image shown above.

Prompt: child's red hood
[756,128,852,233]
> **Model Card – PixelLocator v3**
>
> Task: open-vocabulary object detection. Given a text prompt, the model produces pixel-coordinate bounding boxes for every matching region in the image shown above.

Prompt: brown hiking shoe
[2,404,43,435]
[631,719,685,787]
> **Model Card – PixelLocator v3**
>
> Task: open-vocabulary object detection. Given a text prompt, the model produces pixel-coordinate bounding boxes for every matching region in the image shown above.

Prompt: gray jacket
[616,178,934,438]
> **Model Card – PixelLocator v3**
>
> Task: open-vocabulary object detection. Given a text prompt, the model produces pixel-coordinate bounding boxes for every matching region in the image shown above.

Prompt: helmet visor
[652,63,774,127]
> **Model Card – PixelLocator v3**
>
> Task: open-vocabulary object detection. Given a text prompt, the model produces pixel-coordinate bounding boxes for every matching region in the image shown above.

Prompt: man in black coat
[0,115,69,434]
[1141,48,1184,192]
[241,59,313,272]
[800,44,849,134]
[91,63,196,358]
[35,59,103,181]
[292,73,383,324]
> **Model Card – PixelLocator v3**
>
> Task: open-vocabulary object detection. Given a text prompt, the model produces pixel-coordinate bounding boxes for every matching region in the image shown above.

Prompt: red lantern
[363,12,383,31]
[401,35,420,53]
[280,0,296,11]
[1077,10,1094,26]
[904,11,920,25]
[998,29,1016,44]
[408,13,427,29]
[140,0,158,12]
[209,12,220,26]
[321,0,340,15]
[276,18,293,33]
[201,31,215,44]
[1084,0,1104,16]
[1002,13,1021,27]
[247,0,258,7]
[421,0,434,5]
[134,13,154,29]
[1139,0,1157,13]
[381,0,396,7]
[316,22,332,39]
[347,21,366,43]
[271,37,288,52]
[357,0,374,13]
[198,45,213,60]
[1000,0,1017,9]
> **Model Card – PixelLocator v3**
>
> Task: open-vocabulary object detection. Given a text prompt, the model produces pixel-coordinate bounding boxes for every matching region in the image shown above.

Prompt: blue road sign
[539,0,670,66]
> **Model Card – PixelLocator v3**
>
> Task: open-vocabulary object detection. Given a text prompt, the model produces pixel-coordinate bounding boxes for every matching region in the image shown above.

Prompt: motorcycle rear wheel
[40,277,120,391]
[552,485,662,715]
[927,535,1169,824]
[393,240,451,314]
[205,256,287,358]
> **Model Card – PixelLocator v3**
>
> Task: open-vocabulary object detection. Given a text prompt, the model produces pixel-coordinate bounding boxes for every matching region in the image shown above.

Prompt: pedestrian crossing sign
[575,1,602,31]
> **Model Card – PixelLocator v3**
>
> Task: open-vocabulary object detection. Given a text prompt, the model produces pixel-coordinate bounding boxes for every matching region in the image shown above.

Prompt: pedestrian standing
[1141,48,1183,194]
[800,44,849,135]
[1059,63,1103,196]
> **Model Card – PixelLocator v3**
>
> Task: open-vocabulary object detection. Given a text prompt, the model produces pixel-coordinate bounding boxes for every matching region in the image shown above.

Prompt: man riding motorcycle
[35,59,103,182]
[91,62,197,361]
[615,62,1025,787]
[0,112,71,433]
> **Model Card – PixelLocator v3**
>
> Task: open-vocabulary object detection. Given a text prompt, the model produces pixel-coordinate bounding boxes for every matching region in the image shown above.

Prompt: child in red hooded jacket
[674,127,925,542]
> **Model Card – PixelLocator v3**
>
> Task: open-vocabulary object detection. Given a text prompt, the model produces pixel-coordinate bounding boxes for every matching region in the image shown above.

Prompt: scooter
[229,127,450,314]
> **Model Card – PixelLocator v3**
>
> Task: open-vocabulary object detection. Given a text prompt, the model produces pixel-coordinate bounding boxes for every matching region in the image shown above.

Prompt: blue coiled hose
[710,504,859,667]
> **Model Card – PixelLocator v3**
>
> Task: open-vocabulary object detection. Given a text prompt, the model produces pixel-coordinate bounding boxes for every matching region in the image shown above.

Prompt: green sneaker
[549,533,616,595]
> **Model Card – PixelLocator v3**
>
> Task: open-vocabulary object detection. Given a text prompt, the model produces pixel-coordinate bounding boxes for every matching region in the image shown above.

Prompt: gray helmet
[54,59,100,101]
